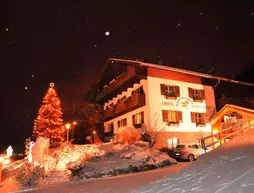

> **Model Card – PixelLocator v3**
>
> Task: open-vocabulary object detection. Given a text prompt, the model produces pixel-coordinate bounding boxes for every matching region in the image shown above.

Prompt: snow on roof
[108,58,254,87]
[135,126,254,193]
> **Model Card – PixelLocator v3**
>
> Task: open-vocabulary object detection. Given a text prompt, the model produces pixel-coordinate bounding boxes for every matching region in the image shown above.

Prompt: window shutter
[160,84,166,95]
[162,110,168,122]
[117,121,120,128]
[200,90,205,100]
[203,113,208,123]
[141,112,144,123]
[188,88,193,98]
[177,111,182,122]
[175,86,180,97]
[124,118,127,126]
[191,112,196,123]
[132,115,135,125]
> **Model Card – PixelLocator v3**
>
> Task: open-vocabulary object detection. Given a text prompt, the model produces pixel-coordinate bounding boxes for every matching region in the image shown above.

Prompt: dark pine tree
[235,64,254,84]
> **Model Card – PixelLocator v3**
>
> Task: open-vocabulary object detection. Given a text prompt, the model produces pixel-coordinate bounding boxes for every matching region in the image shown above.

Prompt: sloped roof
[209,104,254,125]
[105,58,254,87]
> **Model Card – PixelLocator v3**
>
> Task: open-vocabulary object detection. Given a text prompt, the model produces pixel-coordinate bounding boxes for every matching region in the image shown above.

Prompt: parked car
[172,143,207,162]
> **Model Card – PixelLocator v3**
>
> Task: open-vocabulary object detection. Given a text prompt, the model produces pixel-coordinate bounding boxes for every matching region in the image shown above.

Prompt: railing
[96,71,130,101]
[200,120,254,152]
[104,93,146,120]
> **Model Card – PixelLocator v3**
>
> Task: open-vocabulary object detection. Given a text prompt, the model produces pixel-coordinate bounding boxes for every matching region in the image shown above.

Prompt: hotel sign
[162,97,206,109]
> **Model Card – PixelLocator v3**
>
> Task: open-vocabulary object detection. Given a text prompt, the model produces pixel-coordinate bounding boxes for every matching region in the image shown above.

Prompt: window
[160,84,180,98]
[162,110,182,124]
[188,88,205,101]
[175,144,185,149]
[132,112,144,127]
[191,112,207,126]
[108,123,114,134]
[117,118,127,128]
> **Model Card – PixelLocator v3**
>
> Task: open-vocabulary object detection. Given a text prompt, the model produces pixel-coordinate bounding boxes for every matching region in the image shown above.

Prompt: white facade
[104,76,217,137]
[104,79,150,134]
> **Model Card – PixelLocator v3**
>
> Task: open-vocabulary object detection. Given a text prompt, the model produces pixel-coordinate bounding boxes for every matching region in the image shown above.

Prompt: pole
[67,129,69,142]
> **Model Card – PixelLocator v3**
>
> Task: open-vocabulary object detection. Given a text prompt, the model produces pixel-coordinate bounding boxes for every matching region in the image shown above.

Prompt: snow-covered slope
[134,128,254,193]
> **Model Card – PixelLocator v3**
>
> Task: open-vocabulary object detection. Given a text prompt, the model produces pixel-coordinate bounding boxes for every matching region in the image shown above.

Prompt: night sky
[2,0,254,153]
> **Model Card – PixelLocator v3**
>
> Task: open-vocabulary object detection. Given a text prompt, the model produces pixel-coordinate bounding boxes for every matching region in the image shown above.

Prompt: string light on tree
[32,82,65,147]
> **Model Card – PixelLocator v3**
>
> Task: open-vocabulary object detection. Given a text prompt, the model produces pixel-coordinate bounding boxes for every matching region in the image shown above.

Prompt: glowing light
[93,130,96,134]
[73,121,77,125]
[0,156,3,162]
[65,123,71,129]
[105,31,110,36]
[34,161,39,166]
[25,86,28,90]
[4,159,11,165]
[6,146,13,157]
[33,82,65,145]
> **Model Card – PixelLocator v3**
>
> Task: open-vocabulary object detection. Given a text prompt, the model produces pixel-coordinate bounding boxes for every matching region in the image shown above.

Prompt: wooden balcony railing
[200,120,254,151]
[104,93,146,121]
[96,66,137,102]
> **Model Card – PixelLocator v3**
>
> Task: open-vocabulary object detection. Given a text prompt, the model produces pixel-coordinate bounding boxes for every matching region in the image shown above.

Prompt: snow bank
[7,141,176,188]
[134,128,254,193]
[68,142,177,181]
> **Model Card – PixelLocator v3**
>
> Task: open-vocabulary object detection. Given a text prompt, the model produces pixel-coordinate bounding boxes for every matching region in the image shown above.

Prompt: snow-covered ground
[0,141,176,192]
[134,128,254,193]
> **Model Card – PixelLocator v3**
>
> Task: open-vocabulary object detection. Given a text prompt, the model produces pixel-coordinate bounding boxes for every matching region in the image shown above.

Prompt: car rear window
[176,144,185,149]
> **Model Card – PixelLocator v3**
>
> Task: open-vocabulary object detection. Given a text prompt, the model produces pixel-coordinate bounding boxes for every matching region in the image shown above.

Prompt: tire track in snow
[215,166,254,193]
[156,167,213,193]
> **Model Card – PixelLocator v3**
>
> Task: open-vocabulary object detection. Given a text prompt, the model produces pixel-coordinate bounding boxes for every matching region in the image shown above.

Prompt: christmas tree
[33,82,65,147]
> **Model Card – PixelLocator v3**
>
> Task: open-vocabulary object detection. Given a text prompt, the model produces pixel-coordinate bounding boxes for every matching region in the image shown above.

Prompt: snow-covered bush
[114,126,141,145]
[15,164,45,187]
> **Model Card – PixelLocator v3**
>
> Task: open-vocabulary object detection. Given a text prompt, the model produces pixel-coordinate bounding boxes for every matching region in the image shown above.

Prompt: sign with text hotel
[162,96,207,109]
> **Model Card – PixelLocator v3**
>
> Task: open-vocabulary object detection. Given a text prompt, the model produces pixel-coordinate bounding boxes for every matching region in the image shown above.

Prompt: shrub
[114,127,141,145]
[15,164,45,187]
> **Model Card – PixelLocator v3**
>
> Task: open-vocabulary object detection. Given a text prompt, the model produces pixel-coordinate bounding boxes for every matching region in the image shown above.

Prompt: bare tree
[142,113,165,148]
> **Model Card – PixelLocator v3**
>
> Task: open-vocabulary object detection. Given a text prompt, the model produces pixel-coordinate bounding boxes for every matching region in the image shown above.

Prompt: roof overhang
[107,58,254,87]
[209,104,254,125]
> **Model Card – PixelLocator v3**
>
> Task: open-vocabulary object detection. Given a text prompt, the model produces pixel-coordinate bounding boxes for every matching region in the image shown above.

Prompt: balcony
[104,93,146,121]
[96,65,146,104]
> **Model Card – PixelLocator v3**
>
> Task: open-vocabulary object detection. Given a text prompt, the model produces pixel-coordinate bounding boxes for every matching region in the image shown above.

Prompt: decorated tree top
[33,82,65,146]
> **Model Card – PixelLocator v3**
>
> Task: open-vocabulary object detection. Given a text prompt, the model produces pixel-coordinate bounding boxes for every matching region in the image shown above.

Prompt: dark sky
[2,0,254,152]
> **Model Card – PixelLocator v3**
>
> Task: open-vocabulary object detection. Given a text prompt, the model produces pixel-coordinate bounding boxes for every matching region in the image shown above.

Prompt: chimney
[156,56,163,65]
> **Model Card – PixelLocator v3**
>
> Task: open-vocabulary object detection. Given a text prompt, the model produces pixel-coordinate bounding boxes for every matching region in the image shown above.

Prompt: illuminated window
[118,118,127,128]
[132,112,144,127]
[162,110,182,124]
